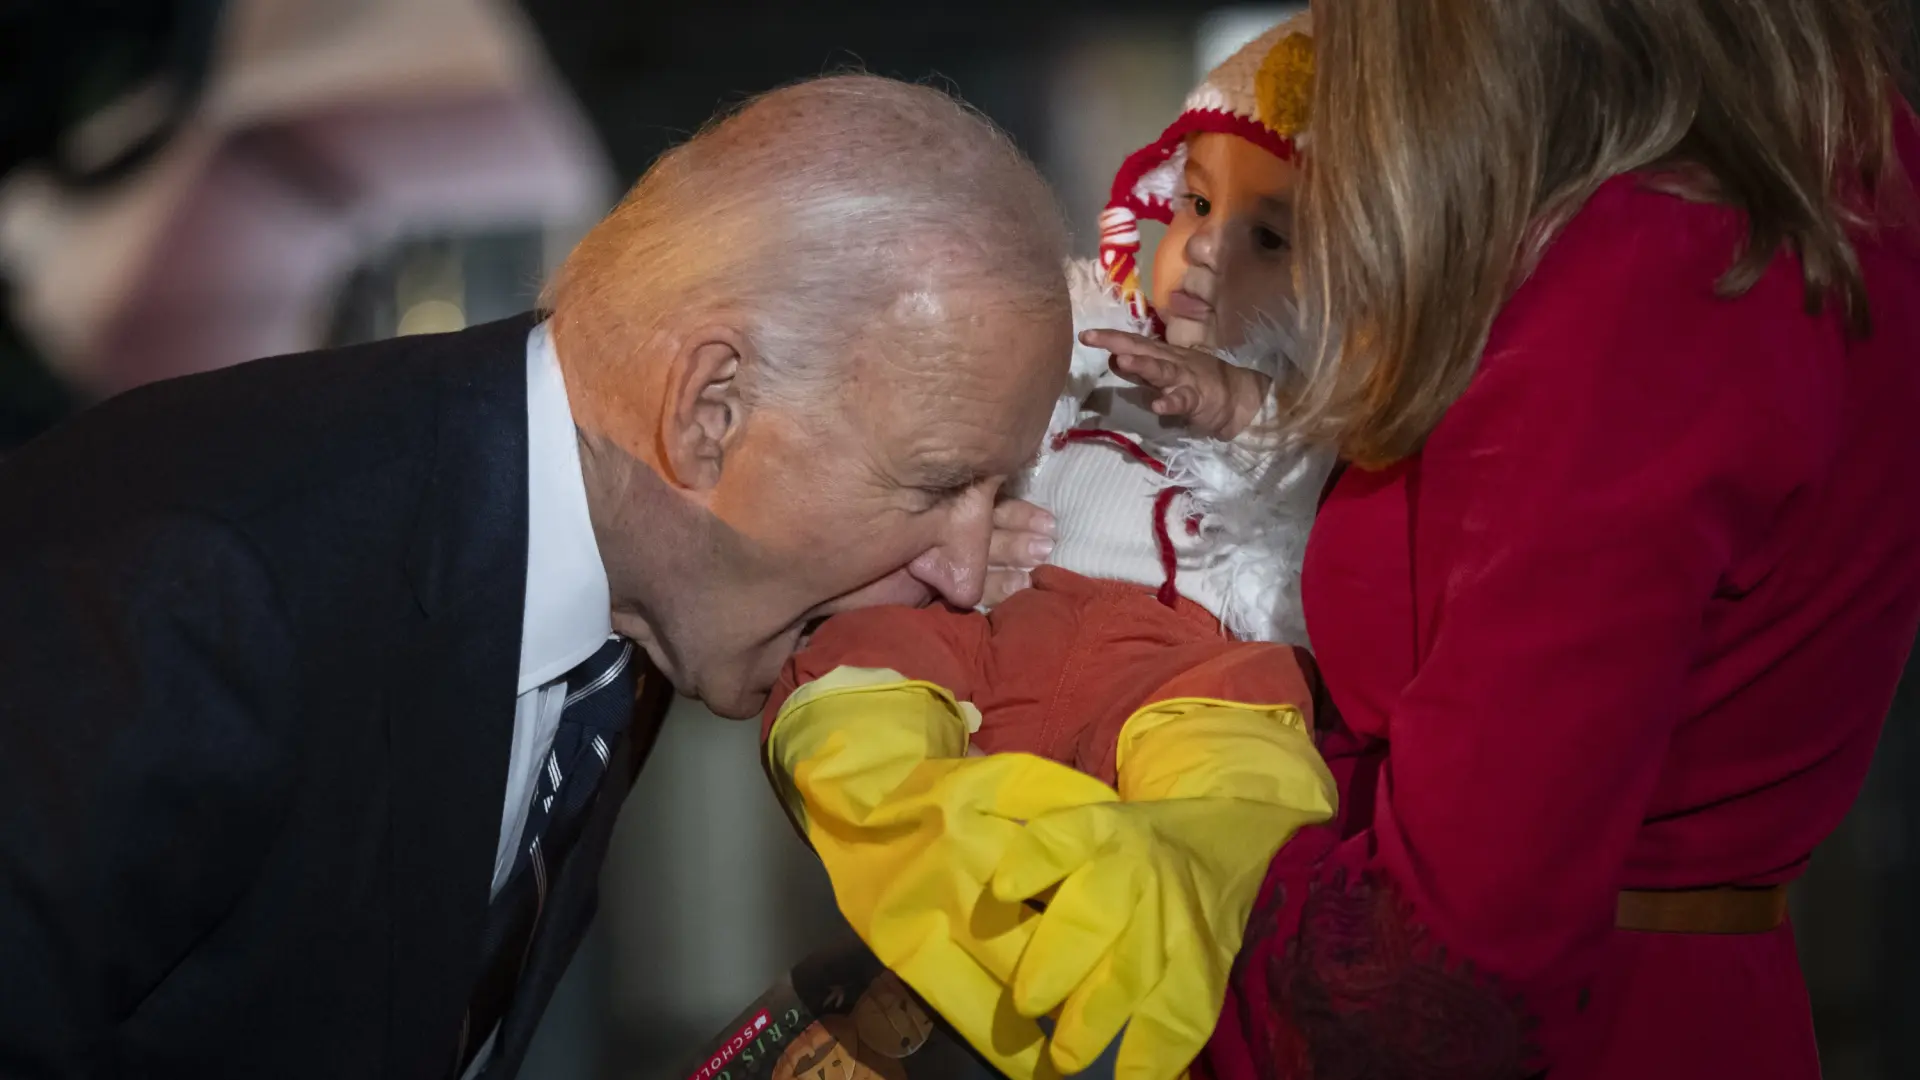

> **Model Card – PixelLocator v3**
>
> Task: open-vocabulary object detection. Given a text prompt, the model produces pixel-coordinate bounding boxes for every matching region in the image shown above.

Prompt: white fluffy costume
[1018,13,1332,645]
[1017,260,1329,644]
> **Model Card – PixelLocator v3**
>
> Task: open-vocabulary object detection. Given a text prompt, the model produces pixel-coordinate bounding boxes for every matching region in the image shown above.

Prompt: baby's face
[1149,132,1299,351]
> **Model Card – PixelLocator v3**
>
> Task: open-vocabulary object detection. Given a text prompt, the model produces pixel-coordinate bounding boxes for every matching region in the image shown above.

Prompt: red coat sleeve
[1203,180,1834,1080]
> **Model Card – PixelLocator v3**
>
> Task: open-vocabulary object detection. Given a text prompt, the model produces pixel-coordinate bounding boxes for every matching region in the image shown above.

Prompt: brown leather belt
[1615,885,1790,934]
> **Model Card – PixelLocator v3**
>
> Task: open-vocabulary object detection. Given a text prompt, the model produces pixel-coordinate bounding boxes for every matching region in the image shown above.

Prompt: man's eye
[1254,226,1288,252]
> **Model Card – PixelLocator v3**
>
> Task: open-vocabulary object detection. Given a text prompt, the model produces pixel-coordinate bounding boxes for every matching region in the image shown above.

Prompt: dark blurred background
[2,2,1917,1077]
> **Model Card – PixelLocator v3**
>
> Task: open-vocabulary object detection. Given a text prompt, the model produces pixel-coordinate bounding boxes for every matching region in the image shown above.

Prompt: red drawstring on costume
[1053,428,1167,475]
[1050,428,1189,609]
[1149,486,1185,608]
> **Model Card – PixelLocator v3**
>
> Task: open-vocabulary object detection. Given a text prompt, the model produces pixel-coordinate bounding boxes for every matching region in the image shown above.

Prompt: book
[673,933,1005,1080]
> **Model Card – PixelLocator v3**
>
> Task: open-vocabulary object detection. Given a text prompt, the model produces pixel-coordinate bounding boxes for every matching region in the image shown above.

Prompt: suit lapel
[386,315,536,1079]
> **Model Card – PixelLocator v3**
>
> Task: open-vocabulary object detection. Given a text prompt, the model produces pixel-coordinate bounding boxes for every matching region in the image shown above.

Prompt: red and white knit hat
[1098,12,1315,322]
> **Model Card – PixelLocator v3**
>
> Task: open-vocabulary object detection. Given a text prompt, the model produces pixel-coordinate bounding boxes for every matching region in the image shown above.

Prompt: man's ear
[659,325,750,491]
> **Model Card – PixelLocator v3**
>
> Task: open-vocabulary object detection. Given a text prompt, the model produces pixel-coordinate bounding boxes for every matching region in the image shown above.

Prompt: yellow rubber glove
[767,667,1122,1080]
[989,698,1338,1080]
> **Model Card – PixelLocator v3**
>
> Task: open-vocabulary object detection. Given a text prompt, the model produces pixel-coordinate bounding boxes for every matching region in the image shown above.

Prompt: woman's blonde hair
[1290,0,1909,467]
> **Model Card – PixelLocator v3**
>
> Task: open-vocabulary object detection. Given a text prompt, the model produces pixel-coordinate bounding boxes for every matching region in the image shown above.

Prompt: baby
[762,15,1333,1080]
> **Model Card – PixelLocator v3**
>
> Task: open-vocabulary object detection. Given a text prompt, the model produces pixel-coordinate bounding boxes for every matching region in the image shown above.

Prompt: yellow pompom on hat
[1099,11,1314,321]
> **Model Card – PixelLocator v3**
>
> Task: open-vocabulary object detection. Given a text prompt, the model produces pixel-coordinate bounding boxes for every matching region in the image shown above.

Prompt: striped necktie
[457,634,636,1073]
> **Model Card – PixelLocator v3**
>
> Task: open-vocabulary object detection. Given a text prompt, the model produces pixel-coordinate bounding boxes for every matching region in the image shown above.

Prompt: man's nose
[906,490,995,610]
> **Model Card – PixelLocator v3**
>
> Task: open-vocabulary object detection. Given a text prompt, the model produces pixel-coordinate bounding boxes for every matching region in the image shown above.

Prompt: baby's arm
[761,605,989,745]
[990,646,1338,1078]
[758,606,1120,1080]
[760,607,995,849]
[1108,641,1327,802]
[764,596,1092,770]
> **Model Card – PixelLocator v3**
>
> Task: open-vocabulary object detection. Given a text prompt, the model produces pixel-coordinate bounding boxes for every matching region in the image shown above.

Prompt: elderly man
[0,76,1069,1079]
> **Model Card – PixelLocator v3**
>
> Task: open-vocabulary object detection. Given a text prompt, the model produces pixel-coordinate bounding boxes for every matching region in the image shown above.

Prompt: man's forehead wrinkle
[853,347,1002,412]
[905,411,1000,453]
[841,294,1066,482]
[904,411,1034,479]
[895,380,1022,456]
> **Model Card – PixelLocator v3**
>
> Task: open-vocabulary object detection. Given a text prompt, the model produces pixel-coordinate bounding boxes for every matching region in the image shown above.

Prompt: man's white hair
[546,75,1070,413]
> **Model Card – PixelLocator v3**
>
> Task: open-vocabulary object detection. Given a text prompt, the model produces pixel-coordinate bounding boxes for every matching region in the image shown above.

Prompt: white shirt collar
[517,322,612,694]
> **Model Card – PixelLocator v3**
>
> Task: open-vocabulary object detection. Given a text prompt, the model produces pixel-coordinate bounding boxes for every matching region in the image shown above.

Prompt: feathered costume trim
[1023,258,1333,646]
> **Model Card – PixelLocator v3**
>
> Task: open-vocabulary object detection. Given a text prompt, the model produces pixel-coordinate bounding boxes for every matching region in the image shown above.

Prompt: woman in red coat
[991,0,1920,1076]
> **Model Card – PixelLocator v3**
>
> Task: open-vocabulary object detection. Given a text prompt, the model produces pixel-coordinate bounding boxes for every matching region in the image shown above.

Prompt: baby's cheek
[1216,264,1299,347]
[1149,225,1192,308]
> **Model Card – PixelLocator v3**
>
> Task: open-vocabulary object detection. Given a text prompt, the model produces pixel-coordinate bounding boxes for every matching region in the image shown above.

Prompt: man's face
[1150,132,1300,350]
[656,298,1069,718]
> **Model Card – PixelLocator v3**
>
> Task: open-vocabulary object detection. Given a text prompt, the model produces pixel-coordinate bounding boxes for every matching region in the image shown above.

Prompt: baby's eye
[1182,193,1212,218]
[1254,226,1289,252]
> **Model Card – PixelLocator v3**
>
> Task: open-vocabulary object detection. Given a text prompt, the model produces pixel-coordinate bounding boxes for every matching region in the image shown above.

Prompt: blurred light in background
[0,0,609,395]
[1196,4,1307,73]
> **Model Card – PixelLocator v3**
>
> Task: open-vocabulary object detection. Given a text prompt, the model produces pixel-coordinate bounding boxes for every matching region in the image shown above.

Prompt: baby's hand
[983,497,1054,607]
[1082,329,1272,440]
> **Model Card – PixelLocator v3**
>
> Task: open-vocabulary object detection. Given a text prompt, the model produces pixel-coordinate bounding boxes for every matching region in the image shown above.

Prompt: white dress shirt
[463,324,612,1079]
[493,322,614,897]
